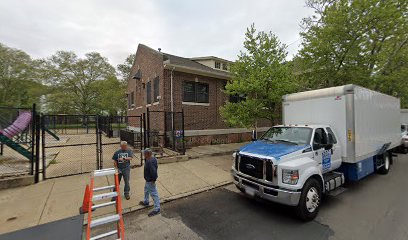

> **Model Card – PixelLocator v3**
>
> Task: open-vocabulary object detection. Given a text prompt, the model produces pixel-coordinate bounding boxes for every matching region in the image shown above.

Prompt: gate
[41,115,99,179]
[146,109,185,155]
[41,115,145,179]
[97,115,144,171]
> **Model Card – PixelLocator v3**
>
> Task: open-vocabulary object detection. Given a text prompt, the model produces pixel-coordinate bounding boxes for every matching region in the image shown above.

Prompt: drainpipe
[170,66,175,113]
[170,67,176,147]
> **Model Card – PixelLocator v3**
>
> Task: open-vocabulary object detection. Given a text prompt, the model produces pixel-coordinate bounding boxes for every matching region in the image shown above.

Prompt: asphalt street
[97,153,408,240]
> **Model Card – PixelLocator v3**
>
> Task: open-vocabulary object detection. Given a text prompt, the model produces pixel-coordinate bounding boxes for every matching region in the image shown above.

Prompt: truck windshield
[261,127,312,145]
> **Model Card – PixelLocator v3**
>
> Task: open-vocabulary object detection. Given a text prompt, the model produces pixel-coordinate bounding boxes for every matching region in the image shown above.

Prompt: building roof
[189,56,233,63]
[137,44,231,80]
[163,53,231,79]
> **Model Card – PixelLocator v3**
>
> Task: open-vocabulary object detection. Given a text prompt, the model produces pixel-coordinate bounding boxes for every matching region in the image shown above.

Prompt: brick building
[127,44,270,147]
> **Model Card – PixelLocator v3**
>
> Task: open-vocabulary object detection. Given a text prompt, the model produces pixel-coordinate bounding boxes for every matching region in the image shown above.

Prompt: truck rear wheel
[378,153,391,175]
[296,178,322,221]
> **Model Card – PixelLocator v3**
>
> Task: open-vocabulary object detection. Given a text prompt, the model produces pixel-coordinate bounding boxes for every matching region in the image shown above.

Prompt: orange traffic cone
[80,184,90,214]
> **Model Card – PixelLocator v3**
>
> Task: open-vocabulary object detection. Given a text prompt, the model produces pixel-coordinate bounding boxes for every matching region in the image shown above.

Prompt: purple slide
[0,111,32,139]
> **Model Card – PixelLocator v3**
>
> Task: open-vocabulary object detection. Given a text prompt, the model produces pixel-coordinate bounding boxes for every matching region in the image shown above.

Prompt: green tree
[0,43,46,107]
[221,24,297,128]
[298,0,408,106]
[117,53,135,82]
[43,51,117,114]
[95,76,127,115]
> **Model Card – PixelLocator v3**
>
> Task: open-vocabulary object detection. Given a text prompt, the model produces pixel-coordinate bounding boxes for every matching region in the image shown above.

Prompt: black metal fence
[0,105,185,181]
[98,116,144,172]
[41,115,145,179]
[0,104,40,182]
[146,109,185,155]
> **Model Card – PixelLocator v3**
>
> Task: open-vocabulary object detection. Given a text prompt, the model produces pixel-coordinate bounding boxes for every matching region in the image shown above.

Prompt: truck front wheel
[296,178,322,221]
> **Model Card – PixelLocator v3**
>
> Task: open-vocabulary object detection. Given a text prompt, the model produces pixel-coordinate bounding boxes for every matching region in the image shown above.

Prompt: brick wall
[163,70,229,130]
[127,44,165,130]
[126,44,273,147]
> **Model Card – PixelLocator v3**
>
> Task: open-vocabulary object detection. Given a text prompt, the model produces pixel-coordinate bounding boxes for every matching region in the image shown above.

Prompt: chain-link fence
[99,116,143,171]
[0,106,36,179]
[42,115,99,178]
[41,115,144,179]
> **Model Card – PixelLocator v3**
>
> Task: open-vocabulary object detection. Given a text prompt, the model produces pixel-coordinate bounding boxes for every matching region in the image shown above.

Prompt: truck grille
[266,161,273,181]
[239,155,264,179]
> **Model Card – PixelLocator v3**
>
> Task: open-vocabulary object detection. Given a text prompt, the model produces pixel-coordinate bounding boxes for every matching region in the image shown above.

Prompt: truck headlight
[282,169,299,185]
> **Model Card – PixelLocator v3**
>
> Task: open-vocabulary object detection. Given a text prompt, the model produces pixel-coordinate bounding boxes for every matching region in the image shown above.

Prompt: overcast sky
[0,0,314,66]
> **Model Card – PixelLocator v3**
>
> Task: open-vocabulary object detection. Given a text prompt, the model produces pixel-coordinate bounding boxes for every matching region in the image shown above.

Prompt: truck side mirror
[251,130,257,141]
[313,143,322,150]
[324,143,333,150]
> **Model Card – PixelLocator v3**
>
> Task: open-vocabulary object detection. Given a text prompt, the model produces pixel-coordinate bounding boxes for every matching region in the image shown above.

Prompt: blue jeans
[144,182,160,211]
[118,167,130,195]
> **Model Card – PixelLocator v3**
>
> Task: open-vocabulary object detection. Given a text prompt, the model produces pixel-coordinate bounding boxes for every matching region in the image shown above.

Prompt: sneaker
[148,209,161,217]
[125,194,130,200]
[139,201,149,206]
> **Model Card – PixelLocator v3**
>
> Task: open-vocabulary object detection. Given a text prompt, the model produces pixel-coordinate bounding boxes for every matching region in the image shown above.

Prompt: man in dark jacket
[139,148,160,216]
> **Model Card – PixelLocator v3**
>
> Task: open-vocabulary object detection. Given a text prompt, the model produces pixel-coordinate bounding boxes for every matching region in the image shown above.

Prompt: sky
[0,0,314,66]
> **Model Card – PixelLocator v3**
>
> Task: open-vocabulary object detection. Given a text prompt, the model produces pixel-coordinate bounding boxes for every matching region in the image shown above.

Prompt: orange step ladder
[82,168,125,240]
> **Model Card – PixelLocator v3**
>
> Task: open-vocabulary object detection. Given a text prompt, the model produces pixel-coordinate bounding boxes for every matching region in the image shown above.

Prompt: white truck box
[401,109,408,124]
[282,84,400,163]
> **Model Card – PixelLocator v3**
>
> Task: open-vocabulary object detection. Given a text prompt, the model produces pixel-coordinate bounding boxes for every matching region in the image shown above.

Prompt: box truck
[231,85,401,220]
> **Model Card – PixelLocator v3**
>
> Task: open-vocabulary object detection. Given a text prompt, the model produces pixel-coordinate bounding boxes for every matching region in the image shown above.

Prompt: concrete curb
[84,180,233,225]
[0,175,34,190]
[156,150,233,164]
[157,155,189,164]
[188,150,235,160]
[122,180,232,215]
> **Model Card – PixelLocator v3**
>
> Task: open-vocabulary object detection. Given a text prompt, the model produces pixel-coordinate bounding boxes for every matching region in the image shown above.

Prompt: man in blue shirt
[139,148,160,216]
[112,141,133,200]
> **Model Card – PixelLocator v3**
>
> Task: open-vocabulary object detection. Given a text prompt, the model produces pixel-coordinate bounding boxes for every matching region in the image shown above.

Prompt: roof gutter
[164,63,231,80]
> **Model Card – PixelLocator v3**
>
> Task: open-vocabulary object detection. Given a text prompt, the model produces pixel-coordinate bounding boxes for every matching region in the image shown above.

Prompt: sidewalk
[0,142,245,235]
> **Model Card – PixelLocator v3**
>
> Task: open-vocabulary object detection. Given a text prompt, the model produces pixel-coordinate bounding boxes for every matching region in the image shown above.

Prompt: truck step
[323,172,345,193]
[327,187,347,197]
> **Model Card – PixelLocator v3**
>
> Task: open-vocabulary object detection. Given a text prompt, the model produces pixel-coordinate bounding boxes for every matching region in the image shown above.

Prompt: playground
[0,106,36,180]
[0,105,186,183]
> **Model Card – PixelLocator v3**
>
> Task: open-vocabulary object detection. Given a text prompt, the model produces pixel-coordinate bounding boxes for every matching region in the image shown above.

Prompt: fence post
[30,104,35,176]
[142,113,147,150]
[96,115,100,170]
[99,116,103,169]
[140,115,143,166]
[181,109,186,155]
[34,113,41,183]
[172,111,176,151]
[146,108,150,148]
[41,115,46,180]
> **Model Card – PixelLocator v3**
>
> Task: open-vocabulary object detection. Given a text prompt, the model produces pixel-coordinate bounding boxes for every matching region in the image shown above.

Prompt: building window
[146,81,151,104]
[215,61,221,69]
[130,92,135,107]
[183,81,196,102]
[153,77,160,102]
[183,81,209,103]
[222,63,228,70]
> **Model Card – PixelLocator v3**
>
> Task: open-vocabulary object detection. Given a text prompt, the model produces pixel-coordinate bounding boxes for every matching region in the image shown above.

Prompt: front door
[312,128,332,173]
